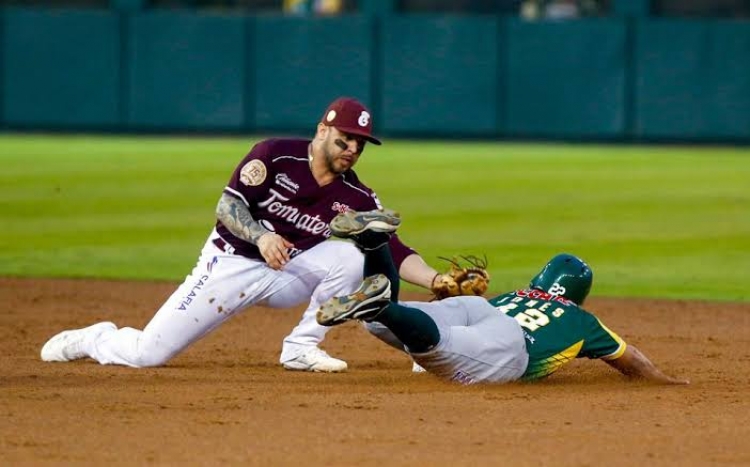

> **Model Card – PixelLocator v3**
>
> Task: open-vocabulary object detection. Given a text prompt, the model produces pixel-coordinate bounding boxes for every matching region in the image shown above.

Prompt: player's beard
[323,137,357,175]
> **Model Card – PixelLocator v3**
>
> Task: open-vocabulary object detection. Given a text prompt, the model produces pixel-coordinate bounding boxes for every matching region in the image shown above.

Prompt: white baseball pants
[86,229,363,367]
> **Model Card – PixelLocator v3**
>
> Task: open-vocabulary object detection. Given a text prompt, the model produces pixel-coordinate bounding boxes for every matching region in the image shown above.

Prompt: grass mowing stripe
[1,134,748,301]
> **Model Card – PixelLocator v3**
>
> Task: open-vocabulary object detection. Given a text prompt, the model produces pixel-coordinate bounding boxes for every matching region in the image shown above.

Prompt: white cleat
[281,347,348,373]
[40,322,117,362]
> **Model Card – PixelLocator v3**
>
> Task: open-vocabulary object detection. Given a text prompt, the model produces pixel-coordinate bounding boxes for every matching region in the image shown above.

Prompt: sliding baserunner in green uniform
[317,208,687,386]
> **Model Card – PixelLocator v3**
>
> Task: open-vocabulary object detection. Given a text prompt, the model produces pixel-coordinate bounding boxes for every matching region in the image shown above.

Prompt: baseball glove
[430,255,490,300]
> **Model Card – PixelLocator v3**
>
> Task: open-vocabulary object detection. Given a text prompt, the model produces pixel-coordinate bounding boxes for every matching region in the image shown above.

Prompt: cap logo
[358,111,370,127]
[326,110,337,122]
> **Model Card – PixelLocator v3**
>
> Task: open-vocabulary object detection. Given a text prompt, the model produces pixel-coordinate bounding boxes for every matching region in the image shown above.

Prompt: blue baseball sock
[364,244,400,301]
[364,245,439,352]
[375,303,439,353]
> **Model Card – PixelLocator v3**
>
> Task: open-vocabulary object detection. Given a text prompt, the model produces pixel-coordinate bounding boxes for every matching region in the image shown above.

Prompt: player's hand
[257,233,294,270]
[663,375,690,385]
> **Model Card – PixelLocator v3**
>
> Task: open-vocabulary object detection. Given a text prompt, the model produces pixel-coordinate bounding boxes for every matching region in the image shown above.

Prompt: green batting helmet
[529,254,593,305]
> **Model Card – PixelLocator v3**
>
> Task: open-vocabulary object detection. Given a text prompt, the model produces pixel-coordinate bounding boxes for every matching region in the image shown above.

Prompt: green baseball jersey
[487,289,626,381]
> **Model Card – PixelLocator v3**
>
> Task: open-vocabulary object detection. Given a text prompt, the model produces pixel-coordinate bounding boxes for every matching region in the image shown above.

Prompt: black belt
[212,237,233,253]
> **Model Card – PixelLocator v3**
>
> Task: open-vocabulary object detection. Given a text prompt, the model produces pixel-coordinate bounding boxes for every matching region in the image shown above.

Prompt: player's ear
[315,123,328,140]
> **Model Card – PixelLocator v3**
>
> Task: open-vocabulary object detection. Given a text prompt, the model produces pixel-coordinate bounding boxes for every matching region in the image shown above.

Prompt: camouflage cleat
[330,208,401,238]
[317,274,392,326]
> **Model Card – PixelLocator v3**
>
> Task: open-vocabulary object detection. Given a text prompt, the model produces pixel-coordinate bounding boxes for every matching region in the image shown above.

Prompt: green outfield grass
[1,134,748,301]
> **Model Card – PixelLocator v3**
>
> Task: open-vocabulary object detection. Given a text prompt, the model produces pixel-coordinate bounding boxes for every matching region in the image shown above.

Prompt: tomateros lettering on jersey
[257,188,332,238]
[214,138,419,263]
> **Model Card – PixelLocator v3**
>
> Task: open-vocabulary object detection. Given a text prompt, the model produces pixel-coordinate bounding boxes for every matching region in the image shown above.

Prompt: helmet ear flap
[529,254,593,305]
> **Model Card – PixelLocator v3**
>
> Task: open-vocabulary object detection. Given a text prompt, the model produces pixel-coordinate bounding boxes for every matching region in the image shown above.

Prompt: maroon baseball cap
[321,97,382,145]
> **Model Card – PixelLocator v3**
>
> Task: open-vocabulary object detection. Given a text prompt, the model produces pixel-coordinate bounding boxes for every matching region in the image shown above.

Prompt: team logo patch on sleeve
[240,160,267,186]
[331,202,350,213]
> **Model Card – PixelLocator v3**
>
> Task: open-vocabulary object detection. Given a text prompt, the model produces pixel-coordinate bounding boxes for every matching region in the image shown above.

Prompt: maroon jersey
[216,138,416,267]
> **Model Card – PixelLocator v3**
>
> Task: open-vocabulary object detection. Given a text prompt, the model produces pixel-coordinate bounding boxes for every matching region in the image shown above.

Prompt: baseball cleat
[330,208,401,238]
[40,321,117,362]
[281,347,348,373]
[317,274,392,327]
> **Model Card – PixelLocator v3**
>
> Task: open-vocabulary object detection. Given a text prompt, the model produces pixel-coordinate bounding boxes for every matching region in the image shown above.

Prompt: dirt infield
[1,277,748,466]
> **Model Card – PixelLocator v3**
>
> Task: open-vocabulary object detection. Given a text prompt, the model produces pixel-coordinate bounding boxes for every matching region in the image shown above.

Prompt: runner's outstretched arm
[606,345,688,385]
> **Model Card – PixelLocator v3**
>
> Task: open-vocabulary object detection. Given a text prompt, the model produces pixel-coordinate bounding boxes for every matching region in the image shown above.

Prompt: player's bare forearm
[606,345,688,385]
[398,254,440,289]
[216,193,270,244]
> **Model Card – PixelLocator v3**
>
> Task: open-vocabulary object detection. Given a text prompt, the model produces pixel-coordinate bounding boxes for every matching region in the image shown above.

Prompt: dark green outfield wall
[634,19,750,140]
[2,9,122,128]
[2,7,749,142]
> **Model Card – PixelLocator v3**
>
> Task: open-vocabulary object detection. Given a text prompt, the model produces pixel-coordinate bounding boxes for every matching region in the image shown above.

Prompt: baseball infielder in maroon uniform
[40,97,439,372]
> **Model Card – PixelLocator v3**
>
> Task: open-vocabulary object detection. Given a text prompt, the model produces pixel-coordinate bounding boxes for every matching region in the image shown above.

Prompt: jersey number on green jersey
[495,299,565,332]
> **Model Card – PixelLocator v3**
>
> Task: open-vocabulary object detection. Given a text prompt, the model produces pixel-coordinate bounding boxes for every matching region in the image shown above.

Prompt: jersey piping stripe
[596,318,627,360]
[341,174,372,197]
[272,155,309,163]
[224,186,250,207]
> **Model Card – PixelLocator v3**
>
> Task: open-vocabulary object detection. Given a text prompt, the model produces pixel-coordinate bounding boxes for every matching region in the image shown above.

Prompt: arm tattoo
[216,193,270,244]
